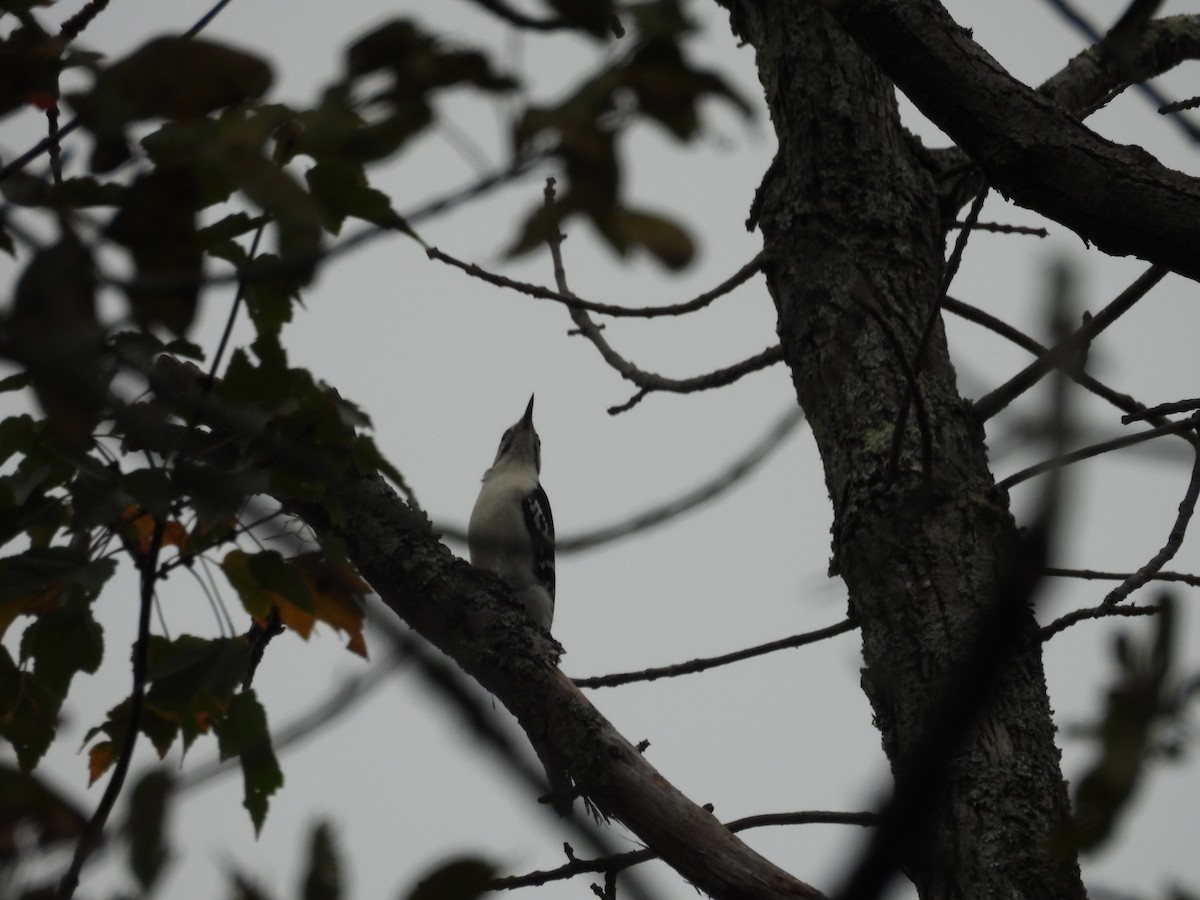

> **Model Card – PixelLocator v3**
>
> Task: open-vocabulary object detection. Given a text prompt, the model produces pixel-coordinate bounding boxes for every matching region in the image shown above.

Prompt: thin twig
[1121,398,1200,422]
[210,221,266,381]
[1043,566,1200,588]
[442,406,803,552]
[1041,0,1200,143]
[536,179,782,413]
[944,295,1199,448]
[58,0,112,40]
[950,220,1048,237]
[1101,438,1200,606]
[427,245,765,318]
[1040,601,1160,640]
[974,265,1169,421]
[997,416,1198,490]
[492,810,877,891]
[1160,95,1200,114]
[573,618,857,689]
[57,520,164,899]
[100,157,541,300]
[465,0,568,31]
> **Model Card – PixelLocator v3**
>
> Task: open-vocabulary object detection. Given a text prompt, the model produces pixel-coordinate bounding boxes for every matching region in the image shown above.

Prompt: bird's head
[490,394,541,473]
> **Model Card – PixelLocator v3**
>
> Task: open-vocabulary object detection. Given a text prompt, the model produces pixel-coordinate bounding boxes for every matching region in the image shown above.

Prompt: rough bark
[714,2,1086,899]
[152,359,825,900]
[826,0,1200,283]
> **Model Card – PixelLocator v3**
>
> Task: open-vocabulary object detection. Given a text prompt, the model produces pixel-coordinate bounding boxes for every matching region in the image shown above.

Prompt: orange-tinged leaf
[120,504,189,555]
[88,740,117,785]
[275,601,315,639]
[292,553,369,658]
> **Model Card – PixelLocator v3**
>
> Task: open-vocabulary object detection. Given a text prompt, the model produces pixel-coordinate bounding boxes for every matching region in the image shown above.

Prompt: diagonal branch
[573,618,857,689]
[974,265,1168,421]
[1101,436,1200,606]
[829,2,1200,281]
[151,356,826,899]
[569,306,783,414]
[427,245,765,318]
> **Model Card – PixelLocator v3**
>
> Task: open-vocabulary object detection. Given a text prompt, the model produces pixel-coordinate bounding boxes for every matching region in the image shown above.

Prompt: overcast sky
[2,1,1199,898]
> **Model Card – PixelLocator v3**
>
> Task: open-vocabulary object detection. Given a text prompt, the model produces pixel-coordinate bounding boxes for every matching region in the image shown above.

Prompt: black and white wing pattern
[521,482,555,601]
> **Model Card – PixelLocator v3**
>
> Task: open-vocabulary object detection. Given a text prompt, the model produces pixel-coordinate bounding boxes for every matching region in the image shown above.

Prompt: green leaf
[199,212,267,250]
[242,254,298,339]
[0,487,66,555]
[600,207,695,270]
[87,695,180,767]
[19,606,104,699]
[214,690,283,835]
[108,37,273,117]
[542,0,615,37]
[68,36,273,171]
[0,546,117,606]
[221,549,313,621]
[623,38,752,140]
[9,233,103,449]
[231,156,322,287]
[305,160,402,235]
[302,821,341,900]
[126,769,173,889]
[404,857,498,900]
[0,646,60,771]
[0,762,87,852]
[0,413,37,464]
[144,635,251,749]
[107,166,204,335]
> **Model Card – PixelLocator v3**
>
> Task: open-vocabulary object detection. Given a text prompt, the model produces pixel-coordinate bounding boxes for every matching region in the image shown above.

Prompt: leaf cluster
[0,1,754,894]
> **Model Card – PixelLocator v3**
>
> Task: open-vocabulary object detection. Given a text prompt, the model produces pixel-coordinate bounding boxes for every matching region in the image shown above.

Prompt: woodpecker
[468,395,556,629]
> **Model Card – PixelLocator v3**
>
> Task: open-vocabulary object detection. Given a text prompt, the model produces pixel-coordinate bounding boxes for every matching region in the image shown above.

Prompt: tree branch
[574,618,857,689]
[1100,437,1200,605]
[427,245,765,318]
[152,356,825,899]
[569,300,783,414]
[829,2,1200,281]
[974,265,1168,421]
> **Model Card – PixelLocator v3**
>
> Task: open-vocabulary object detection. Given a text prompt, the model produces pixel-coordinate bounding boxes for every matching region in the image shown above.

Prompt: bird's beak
[522,394,535,427]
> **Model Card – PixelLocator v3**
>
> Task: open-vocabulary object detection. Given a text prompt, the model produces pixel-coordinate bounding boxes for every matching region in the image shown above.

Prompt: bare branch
[997,417,1198,490]
[945,296,1199,450]
[573,618,857,689]
[951,221,1048,237]
[1121,398,1200,422]
[1040,0,1200,142]
[974,265,1168,421]
[57,520,164,899]
[457,0,569,32]
[147,266,826,900]
[1041,15,1200,117]
[493,810,877,891]
[1043,567,1200,588]
[440,405,804,555]
[1101,440,1200,606]
[427,245,765,318]
[1040,601,1161,640]
[829,1,1200,280]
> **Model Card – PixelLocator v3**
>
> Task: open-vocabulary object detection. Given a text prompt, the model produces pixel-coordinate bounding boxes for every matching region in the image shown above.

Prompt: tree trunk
[716,3,1087,898]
